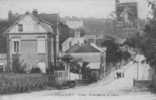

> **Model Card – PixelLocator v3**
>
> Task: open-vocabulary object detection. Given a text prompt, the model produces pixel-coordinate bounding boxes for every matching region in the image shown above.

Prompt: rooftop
[66,43,106,53]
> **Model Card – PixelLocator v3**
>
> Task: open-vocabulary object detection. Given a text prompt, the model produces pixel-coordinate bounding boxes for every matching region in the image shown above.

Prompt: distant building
[62,19,85,52]
[66,19,84,39]
[115,1,138,38]
[62,37,85,52]
[84,35,97,44]
[62,34,104,52]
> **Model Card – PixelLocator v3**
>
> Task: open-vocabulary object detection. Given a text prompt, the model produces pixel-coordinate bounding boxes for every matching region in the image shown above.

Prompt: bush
[12,54,25,73]
[30,67,41,73]
[0,73,52,94]
[89,71,99,82]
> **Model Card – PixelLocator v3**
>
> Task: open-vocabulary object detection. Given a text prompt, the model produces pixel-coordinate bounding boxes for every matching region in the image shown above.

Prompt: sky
[0,0,150,19]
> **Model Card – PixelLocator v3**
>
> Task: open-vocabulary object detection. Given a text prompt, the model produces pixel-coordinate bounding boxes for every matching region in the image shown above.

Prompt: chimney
[8,10,13,21]
[32,9,38,16]
[74,29,81,38]
[115,0,120,4]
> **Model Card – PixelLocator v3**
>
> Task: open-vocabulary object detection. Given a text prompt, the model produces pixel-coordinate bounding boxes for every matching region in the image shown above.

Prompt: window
[12,40,20,53]
[37,38,46,53]
[0,63,4,72]
[18,24,23,32]
[69,41,72,47]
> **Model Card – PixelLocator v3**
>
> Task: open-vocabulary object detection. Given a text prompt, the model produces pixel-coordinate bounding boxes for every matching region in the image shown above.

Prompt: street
[0,62,156,100]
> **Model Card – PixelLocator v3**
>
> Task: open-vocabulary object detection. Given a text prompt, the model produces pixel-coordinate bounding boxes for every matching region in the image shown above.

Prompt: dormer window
[18,24,23,32]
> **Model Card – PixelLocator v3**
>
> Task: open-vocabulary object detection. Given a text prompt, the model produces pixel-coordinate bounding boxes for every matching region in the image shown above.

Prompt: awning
[87,63,100,69]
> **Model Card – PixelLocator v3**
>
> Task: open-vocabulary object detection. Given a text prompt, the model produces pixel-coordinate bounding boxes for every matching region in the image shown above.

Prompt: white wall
[124,62,153,81]
[70,52,101,63]
[70,52,102,69]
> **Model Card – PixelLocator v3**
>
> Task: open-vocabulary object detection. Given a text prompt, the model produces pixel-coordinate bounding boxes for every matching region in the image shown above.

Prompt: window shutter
[37,38,46,53]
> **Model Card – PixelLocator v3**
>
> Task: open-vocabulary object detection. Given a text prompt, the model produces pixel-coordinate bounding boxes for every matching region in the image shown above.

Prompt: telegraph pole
[53,34,57,72]
[137,61,139,80]
[54,13,60,71]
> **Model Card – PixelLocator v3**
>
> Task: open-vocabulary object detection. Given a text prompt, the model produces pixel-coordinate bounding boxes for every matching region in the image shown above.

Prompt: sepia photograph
[0,0,156,100]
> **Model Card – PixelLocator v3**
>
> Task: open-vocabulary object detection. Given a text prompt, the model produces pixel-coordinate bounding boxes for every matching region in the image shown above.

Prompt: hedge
[0,73,55,94]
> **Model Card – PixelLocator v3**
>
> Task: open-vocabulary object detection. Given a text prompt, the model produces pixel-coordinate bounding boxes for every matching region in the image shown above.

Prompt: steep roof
[38,13,59,33]
[0,13,57,53]
[0,12,60,53]
[1,12,64,35]
[0,21,11,34]
[4,13,54,34]
[66,43,105,53]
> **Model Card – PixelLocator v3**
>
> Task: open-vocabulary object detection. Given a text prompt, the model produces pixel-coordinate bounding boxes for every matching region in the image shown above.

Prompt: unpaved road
[0,62,156,100]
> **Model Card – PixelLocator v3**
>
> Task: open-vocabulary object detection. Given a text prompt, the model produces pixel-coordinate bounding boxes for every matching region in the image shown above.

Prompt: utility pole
[137,61,139,80]
[53,34,57,73]
[48,32,52,74]
[53,13,60,72]
[56,14,60,57]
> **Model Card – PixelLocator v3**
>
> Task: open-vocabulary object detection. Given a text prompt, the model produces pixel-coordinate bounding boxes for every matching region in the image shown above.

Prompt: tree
[59,54,73,72]
[12,54,25,73]
[126,1,156,68]
[102,39,131,68]
[81,61,89,79]
[59,23,74,50]
[60,54,82,74]
[70,58,82,74]
[102,40,121,65]
[0,20,14,53]
[121,51,131,61]
[141,1,156,68]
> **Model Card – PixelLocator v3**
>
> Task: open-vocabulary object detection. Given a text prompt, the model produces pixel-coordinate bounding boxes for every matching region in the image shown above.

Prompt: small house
[66,43,107,79]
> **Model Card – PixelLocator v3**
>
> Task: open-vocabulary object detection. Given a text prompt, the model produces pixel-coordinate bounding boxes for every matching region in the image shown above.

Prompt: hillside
[83,18,115,36]
[63,17,116,36]
[62,17,146,40]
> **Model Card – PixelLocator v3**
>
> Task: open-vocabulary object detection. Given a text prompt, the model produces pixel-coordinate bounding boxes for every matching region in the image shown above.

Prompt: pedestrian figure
[116,72,121,79]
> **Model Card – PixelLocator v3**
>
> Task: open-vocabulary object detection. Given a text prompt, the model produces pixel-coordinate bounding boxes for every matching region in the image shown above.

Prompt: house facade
[65,43,107,79]
[5,12,59,72]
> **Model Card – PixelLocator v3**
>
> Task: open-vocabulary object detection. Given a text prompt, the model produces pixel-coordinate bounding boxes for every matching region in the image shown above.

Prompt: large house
[4,11,60,72]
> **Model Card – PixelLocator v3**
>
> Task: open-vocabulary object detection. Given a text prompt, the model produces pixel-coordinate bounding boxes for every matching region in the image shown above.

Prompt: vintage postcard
[0,0,155,100]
